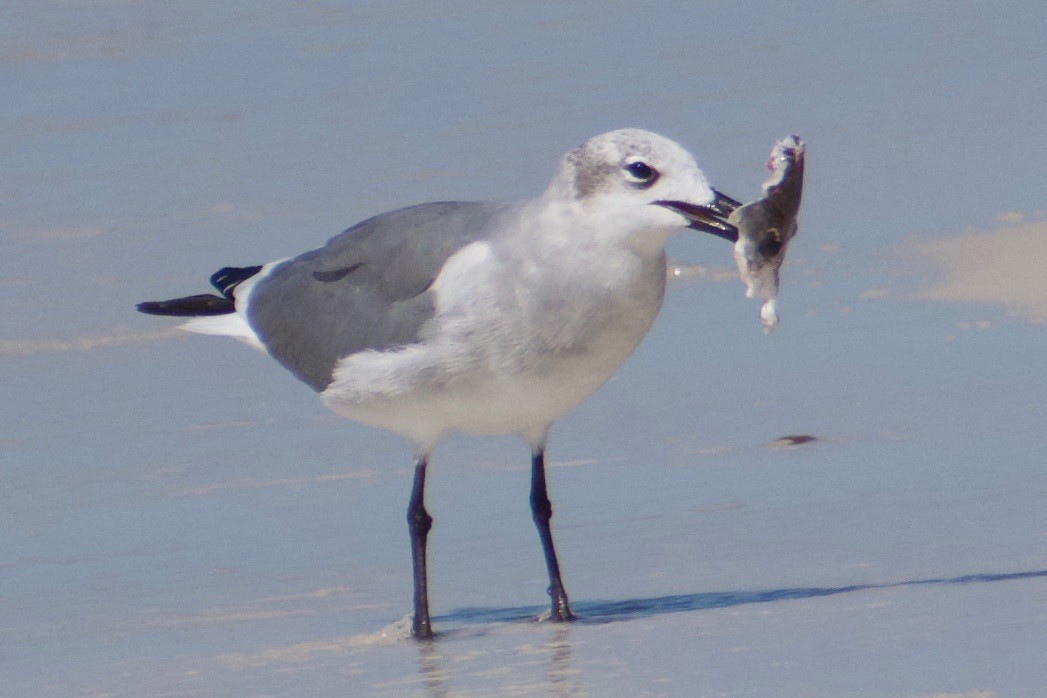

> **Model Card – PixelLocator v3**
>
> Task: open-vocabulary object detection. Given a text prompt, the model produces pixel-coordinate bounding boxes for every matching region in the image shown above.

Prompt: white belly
[321,241,668,451]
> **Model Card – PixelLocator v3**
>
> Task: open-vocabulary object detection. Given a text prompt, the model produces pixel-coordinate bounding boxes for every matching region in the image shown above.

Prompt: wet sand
[3,2,1046,695]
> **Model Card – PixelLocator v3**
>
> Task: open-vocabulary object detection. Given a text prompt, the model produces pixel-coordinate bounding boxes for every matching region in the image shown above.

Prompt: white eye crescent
[624,160,658,185]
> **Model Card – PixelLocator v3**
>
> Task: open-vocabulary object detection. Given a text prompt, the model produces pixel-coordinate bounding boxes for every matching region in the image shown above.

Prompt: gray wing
[247,201,512,391]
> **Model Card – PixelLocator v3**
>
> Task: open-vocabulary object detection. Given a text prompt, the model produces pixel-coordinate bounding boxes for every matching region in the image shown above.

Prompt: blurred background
[3,2,1046,695]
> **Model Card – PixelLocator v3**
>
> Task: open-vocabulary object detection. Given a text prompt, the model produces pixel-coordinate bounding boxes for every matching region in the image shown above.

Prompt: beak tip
[654,199,740,243]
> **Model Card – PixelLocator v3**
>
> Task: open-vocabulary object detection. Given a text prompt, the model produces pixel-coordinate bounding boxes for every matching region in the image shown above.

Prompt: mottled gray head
[543,129,741,243]
[546,129,709,201]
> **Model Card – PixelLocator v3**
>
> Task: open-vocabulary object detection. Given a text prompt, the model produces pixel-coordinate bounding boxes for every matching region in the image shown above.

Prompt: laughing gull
[138,128,741,639]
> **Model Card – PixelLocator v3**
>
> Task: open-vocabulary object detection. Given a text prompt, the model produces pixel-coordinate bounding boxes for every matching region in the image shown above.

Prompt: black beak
[655,189,741,243]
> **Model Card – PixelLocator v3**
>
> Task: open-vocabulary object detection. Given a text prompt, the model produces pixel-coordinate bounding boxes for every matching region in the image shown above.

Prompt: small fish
[728,135,805,333]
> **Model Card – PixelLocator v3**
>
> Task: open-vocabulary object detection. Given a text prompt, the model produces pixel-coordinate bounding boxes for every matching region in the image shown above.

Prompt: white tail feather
[181,314,266,353]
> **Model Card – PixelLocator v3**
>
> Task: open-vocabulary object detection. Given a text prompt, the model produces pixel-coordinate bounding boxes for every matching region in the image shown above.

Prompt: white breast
[322,235,668,450]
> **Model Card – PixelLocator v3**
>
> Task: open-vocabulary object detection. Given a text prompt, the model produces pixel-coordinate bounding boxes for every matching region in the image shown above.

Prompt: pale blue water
[3,2,1046,695]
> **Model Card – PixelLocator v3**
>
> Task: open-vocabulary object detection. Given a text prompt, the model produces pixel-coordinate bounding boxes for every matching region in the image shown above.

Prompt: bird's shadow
[435,569,1047,628]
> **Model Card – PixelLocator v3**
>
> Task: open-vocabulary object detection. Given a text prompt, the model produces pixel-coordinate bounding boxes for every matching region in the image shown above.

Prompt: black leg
[530,448,576,621]
[407,457,434,639]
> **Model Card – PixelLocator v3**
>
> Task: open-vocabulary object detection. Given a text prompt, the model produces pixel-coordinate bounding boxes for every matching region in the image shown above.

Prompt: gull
[137,129,741,639]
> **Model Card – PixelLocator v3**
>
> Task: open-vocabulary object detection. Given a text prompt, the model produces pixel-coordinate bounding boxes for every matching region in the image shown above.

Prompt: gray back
[248,202,511,391]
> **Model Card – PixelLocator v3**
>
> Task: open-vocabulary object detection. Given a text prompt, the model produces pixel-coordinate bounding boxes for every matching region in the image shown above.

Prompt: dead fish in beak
[728,135,805,333]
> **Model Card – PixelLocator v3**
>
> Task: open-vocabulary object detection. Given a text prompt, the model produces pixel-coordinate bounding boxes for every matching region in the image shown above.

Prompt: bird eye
[624,160,658,184]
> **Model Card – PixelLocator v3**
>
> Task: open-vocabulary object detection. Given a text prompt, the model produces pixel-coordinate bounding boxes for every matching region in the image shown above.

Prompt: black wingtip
[211,265,263,299]
[136,294,235,316]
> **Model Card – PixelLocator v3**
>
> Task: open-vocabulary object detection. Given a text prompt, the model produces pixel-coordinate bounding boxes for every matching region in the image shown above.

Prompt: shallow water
[3,2,1046,696]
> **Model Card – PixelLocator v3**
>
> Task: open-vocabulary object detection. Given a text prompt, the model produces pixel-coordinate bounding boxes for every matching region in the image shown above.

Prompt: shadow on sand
[435,569,1047,627]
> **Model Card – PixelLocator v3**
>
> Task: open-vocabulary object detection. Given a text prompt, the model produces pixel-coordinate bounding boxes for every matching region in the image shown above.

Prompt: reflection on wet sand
[901,212,1047,323]
[413,622,580,697]
[546,625,582,698]
[416,640,448,698]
